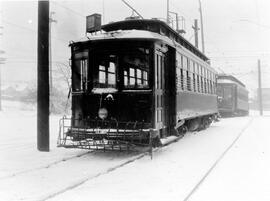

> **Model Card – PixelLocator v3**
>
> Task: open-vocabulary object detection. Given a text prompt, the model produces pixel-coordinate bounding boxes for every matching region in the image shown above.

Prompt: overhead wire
[2,19,68,44]
[51,1,86,19]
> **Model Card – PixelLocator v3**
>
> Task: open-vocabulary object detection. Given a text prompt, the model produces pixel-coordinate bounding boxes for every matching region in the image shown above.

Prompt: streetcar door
[154,49,165,132]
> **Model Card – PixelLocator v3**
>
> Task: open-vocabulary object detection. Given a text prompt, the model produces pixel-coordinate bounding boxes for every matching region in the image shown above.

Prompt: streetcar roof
[102,19,209,61]
[71,19,209,62]
[72,29,174,46]
[217,74,246,87]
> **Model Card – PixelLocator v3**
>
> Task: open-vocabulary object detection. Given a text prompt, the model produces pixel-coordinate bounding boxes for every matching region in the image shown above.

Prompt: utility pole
[198,0,205,53]
[192,19,199,48]
[169,11,179,31]
[49,12,56,92]
[37,1,50,152]
[257,59,263,115]
[0,54,5,111]
[49,11,57,113]
[167,0,170,25]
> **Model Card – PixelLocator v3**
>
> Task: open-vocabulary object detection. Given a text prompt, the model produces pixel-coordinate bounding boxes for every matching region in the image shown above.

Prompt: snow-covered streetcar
[58,15,218,150]
[217,74,249,117]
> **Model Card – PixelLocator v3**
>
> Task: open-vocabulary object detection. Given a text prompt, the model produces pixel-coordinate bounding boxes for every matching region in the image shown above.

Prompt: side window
[187,71,191,91]
[183,56,188,70]
[193,72,196,92]
[207,70,210,93]
[205,69,208,93]
[197,74,200,92]
[186,58,191,91]
[180,68,184,90]
[196,63,200,92]
[200,66,204,93]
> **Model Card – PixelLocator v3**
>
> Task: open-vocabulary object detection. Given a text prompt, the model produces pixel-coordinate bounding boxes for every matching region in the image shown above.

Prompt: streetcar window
[124,67,148,88]
[190,60,193,72]
[123,47,149,89]
[130,68,135,76]
[187,71,191,91]
[124,71,128,86]
[181,69,184,90]
[181,56,183,68]
[94,54,117,88]
[176,53,181,68]
[224,87,233,104]
[204,78,207,93]
[137,69,142,85]
[143,71,148,85]
[129,68,135,86]
[99,65,106,83]
[193,73,196,92]
[183,56,188,70]
[197,75,200,92]
[217,85,223,97]
[201,76,204,93]
[72,50,88,92]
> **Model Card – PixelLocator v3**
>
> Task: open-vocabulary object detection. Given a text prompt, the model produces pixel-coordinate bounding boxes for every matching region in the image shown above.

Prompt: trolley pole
[257,59,263,115]
[167,0,170,25]
[37,1,50,151]
[198,0,205,53]
[192,19,199,48]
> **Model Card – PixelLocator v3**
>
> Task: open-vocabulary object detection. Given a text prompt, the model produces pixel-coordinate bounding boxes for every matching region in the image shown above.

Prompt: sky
[0,0,270,98]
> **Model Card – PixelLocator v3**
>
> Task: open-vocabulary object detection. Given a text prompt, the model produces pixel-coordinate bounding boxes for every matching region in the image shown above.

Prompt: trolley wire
[51,1,86,19]
[2,18,69,44]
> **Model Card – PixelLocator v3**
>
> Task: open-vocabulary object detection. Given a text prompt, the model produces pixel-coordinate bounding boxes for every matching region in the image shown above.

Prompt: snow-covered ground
[0,100,270,201]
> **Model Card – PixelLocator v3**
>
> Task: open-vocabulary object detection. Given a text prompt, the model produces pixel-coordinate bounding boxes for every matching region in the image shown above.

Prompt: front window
[72,45,150,93]
[94,54,117,88]
[123,47,150,89]
[72,50,88,92]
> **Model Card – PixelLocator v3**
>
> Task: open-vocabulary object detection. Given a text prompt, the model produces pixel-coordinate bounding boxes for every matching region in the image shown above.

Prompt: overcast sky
[1,0,270,97]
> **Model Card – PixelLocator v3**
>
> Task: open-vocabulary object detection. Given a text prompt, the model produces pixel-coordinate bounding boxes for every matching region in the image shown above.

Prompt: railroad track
[37,117,252,201]
[0,150,93,180]
[0,129,195,201]
[182,117,254,201]
[38,135,185,201]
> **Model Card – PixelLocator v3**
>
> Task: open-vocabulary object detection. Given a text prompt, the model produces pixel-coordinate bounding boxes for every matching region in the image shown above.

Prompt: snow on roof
[73,29,175,47]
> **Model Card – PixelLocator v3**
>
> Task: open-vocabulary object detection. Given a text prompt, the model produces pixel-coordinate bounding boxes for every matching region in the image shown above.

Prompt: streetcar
[58,14,218,150]
[217,74,249,117]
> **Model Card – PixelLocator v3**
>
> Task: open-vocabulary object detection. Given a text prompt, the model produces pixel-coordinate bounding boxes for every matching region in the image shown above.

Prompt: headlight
[98,108,108,120]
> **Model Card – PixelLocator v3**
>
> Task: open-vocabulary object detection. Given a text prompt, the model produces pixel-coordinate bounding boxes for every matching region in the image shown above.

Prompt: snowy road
[47,117,256,201]
[190,116,270,201]
[0,110,144,201]
[1,106,269,201]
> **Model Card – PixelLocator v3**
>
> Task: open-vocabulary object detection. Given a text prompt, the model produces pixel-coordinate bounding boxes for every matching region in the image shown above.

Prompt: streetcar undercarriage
[57,114,217,151]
